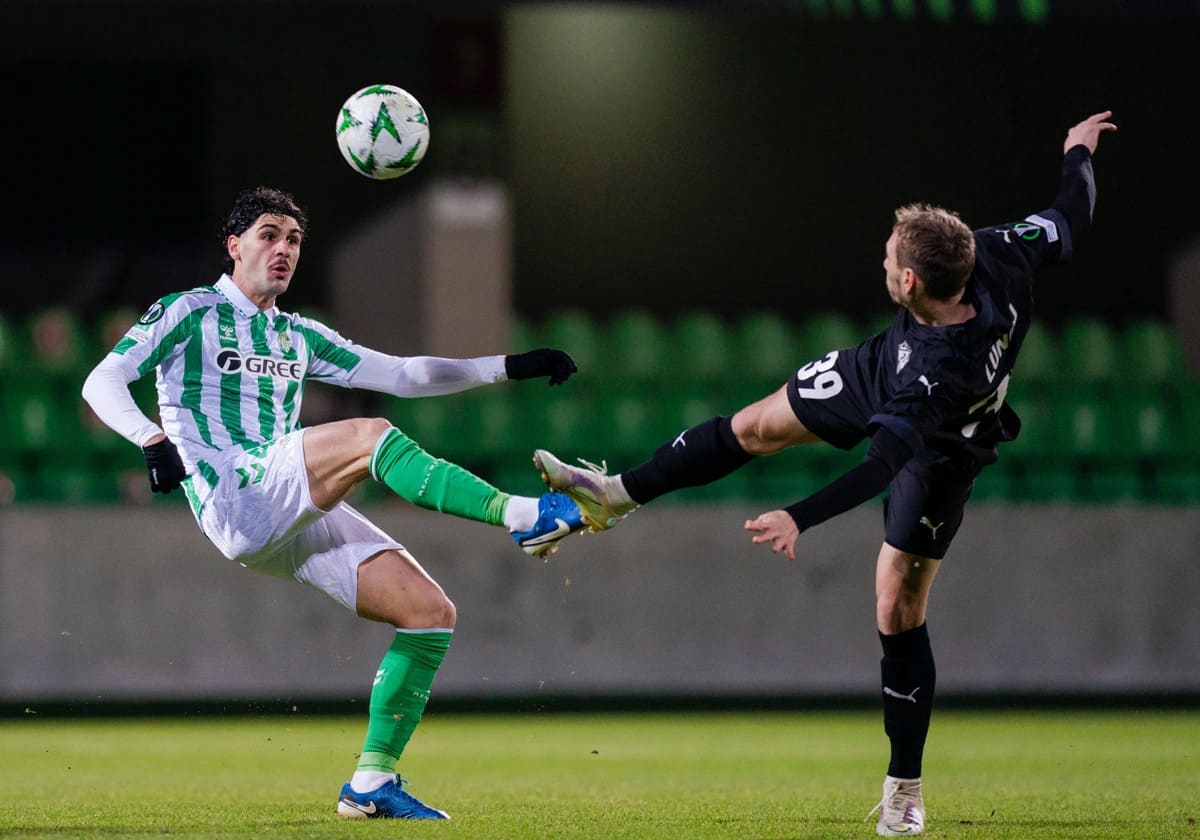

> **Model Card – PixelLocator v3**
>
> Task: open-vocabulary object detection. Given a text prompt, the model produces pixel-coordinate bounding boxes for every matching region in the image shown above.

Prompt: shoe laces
[575,456,610,476]
[865,779,921,824]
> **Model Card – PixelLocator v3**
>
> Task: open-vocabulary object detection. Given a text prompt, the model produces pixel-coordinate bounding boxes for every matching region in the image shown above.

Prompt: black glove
[505,348,578,386]
[142,438,187,494]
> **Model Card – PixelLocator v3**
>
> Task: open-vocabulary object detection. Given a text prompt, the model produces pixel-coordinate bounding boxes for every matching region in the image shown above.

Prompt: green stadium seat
[1,375,80,453]
[1052,389,1121,458]
[1116,393,1179,460]
[444,389,519,462]
[670,311,731,382]
[800,312,858,361]
[593,390,662,460]
[384,395,460,458]
[1014,322,1059,387]
[93,307,140,357]
[28,308,88,374]
[1002,394,1074,501]
[732,312,802,384]
[525,389,599,459]
[1060,318,1119,385]
[968,463,1016,502]
[1120,320,1187,384]
[606,310,668,383]
[1052,388,1144,501]
[541,310,602,373]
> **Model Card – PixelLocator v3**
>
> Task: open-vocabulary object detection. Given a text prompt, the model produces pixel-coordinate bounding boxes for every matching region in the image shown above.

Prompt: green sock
[370,427,508,526]
[355,629,454,773]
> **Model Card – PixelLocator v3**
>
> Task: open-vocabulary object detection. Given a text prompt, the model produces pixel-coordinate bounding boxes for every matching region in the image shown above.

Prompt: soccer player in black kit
[533,111,1117,836]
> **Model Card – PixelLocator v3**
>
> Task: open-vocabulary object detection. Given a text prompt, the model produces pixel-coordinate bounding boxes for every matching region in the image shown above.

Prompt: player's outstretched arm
[1063,110,1117,155]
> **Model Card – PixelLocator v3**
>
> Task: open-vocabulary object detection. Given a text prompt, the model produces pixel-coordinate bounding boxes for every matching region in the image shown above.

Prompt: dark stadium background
[1,1,1195,324]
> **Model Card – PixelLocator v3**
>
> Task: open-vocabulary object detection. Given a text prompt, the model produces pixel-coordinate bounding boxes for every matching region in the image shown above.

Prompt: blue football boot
[511,491,585,557]
[336,775,449,820]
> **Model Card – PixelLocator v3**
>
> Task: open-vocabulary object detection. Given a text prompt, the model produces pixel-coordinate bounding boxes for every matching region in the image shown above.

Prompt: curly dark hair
[222,187,309,273]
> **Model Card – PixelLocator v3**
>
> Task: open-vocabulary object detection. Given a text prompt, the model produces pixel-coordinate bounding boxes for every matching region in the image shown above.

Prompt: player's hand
[142,436,186,493]
[505,348,578,385]
[744,509,800,561]
[1064,110,1117,155]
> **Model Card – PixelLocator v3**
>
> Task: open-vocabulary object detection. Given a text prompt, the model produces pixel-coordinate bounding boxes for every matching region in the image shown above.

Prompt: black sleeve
[1051,145,1097,239]
[783,426,914,532]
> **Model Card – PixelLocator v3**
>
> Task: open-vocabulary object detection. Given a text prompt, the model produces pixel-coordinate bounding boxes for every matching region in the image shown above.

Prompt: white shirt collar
[215,274,280,320]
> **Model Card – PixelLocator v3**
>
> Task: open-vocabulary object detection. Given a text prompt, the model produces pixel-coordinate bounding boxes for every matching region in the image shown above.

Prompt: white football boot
[867,776,925,836]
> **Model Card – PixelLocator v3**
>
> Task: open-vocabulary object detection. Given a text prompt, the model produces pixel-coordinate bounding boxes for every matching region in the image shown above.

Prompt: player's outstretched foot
[532,449,636,532]
[511,491,585,557]
[867,776,924,836]
[336,775,449,820]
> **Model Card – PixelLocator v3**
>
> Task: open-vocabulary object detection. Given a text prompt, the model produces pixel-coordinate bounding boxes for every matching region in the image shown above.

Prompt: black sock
[879,623,936,779]
[620,416,753,504]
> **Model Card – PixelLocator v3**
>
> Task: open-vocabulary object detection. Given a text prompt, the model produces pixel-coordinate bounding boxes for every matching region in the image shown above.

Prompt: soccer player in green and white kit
[82,186,585,820]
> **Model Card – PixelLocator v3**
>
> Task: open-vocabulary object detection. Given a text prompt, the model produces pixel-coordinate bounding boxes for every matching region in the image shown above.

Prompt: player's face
[883,231,906,305]
[228,213,303,308]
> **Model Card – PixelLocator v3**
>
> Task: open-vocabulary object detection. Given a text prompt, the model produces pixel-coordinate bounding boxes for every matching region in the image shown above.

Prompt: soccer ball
[335,84,430,180]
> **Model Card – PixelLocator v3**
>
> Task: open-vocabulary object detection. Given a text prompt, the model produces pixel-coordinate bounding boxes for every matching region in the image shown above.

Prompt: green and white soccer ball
[335,84,429,180]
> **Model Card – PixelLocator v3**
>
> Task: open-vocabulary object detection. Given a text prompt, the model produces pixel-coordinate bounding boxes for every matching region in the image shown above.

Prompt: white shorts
[181,429,404,612]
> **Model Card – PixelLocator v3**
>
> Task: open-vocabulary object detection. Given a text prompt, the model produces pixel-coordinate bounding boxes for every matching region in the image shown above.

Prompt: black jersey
[866,205,1072,465]
[790,144,1097,470]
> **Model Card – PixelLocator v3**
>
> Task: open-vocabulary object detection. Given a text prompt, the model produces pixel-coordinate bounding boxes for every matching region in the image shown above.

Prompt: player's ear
[226,234,241,263]
[902,267,919,294]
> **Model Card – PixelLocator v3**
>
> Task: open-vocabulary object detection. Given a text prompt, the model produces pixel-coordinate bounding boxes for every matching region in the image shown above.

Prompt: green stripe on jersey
[216,303,249,446]
[182,323,215,448]
[136,306,211,377]
[274,315,301,433]
[249,313,277,441]
[295,323,361,374]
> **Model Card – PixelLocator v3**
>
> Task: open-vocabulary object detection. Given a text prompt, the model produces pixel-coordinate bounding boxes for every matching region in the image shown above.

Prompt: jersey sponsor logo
[138,302,165,325]
[896,341,912,374]
[214,349,303,381]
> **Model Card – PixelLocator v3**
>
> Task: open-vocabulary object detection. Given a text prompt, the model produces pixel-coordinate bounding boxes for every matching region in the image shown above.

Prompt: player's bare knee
[730,409,772,455]
[339,416,392,459]
[401,593,456,630]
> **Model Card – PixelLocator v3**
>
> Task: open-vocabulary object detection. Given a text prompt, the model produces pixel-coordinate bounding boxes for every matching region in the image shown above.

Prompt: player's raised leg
[536,384,819,531]
[303,417,582,556]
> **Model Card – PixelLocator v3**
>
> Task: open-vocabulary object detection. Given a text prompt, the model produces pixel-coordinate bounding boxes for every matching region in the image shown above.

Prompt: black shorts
[785,346,979,560]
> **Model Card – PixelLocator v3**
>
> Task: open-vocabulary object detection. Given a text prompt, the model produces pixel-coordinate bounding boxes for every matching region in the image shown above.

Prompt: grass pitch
[0,710,1196,838]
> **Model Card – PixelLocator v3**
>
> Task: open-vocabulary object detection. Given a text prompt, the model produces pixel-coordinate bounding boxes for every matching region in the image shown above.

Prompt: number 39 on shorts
[795,351,844,400]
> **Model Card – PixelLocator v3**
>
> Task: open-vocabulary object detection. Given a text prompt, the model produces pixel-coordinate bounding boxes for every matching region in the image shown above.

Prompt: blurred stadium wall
[3,505,1198,704]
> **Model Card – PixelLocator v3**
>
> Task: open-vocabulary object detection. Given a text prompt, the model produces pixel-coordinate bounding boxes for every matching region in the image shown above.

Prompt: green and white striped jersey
[107,275,365,471]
